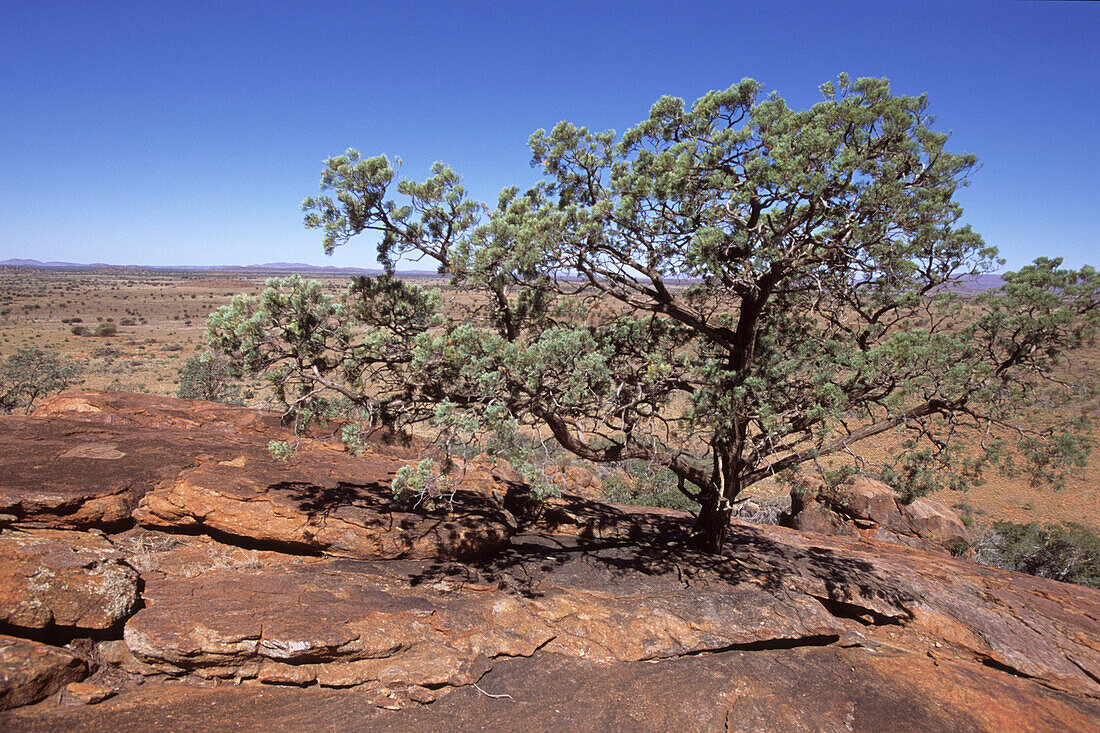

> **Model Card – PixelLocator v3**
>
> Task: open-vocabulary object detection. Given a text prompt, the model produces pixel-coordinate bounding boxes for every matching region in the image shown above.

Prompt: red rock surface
[133,450,512,561]
[0,636,87,711]
[0,392,1097,731]
[784,473,972,552]
[0,529,138,631]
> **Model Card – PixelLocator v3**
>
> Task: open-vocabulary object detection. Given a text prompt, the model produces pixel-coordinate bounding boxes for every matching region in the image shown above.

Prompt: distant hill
[0,259,412,275]
[0,258,1004,289]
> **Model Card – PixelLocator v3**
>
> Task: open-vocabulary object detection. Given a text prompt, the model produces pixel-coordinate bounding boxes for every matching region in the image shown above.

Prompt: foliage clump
[177,351,241,403]
[974,521,1100,589]
[0,347,82,414]
[209,76,1098,552]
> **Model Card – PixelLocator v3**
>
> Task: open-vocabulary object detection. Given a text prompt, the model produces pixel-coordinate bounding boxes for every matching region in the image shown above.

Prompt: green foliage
[93,322,117,337]
[0,347,82,414]
[601,460,699,512]
[70,325,87,336]
[177,351,241,403]
[211,76,1097,552]
[268,440,296,462]
[391,458,453,508]
[974,521,1100,589]
[341,423,364,456]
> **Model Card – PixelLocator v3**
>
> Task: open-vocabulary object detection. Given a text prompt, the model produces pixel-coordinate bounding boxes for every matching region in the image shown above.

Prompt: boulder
[0,636,87,711]
[782,474,971,553]
[904,497,972,550]
[0,529,138,631]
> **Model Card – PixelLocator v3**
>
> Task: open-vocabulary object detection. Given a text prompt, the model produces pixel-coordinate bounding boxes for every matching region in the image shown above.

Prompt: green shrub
[176,351,241,403]
[93,323,117,337]
[0,347,82,413]
[268,440,296,462]
[601,460,699,513]
[974,521,1100,589]
[70,325,87,336]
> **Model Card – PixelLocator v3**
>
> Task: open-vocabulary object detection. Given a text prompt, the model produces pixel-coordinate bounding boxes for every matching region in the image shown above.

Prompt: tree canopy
[209,76,1098,552]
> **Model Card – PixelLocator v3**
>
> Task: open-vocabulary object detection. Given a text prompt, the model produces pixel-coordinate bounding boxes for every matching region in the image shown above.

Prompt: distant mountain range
[0,259,396,275]
[0,258,1005,290]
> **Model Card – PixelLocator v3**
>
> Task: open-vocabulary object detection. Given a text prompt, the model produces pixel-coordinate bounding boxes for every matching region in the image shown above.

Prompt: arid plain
[1,265,1097,533]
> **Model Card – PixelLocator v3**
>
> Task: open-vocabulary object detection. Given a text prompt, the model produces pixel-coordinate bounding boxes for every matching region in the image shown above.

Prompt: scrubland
[1,266,1097,533]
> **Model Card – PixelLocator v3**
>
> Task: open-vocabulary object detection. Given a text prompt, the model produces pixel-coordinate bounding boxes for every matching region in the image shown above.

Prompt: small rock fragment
[65,681,115,705]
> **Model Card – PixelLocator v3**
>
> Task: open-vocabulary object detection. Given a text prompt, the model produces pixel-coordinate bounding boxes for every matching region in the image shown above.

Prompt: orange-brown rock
[133,451,512,561]
[0,529,138,631]
[119,542,848,686]
[0,392,282,529]
[0,392,1098,730]
[0,635,87,711]
[783,474,971,552]
[3,392,512,560]
[63,681,114,705]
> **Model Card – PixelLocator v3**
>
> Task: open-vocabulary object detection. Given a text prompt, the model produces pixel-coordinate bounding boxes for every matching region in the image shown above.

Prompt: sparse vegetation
[176,351,241,403]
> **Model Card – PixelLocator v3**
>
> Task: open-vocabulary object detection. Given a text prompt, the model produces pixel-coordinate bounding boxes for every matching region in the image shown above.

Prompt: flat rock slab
[2,648,1097,732]
[2,391,513,561]
[720,521,1100,699]
[0,529,138,631]
[0,401,276,529]
[134,451,512,561]
[116,521,1100,704]
[122,545,847,687]
[0,635,87,711]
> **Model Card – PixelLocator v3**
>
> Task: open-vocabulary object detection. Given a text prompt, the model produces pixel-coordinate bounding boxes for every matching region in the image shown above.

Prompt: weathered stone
[0,529,138,631]
[0,393,276,529]
[781,474,971,554]
[64,682,114,705]
[785,488,857,536]
[903,497,971,549]
[1,392,1097,728]
[1,391,471,532]
[838,476,908,530]
[0,636,87,711]
[134,453,512,561]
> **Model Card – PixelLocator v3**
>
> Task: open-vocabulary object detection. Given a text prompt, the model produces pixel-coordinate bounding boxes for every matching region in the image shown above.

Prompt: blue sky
[1,1,1096,271]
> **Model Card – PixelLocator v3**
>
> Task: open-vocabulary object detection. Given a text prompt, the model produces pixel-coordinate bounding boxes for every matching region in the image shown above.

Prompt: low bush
[0,347,82,413]
[601,460,699,513]
[973,521,1100,589]
[177,351,241,403]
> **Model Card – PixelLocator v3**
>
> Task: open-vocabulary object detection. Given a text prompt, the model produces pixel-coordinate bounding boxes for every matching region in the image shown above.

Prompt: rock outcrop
[133,451,511,561]
[782,473,972,553]
[0,636,87,710]
[0,529,138,632]
[0,392,1097,731]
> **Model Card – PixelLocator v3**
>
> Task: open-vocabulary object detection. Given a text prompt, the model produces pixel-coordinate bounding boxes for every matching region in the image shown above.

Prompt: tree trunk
[688,490,732,553]
[688,437,741,553]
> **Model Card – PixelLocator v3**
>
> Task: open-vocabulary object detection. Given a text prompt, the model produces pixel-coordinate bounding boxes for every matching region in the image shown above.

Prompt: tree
[210,76,1098,553]
[0,347,82,414]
